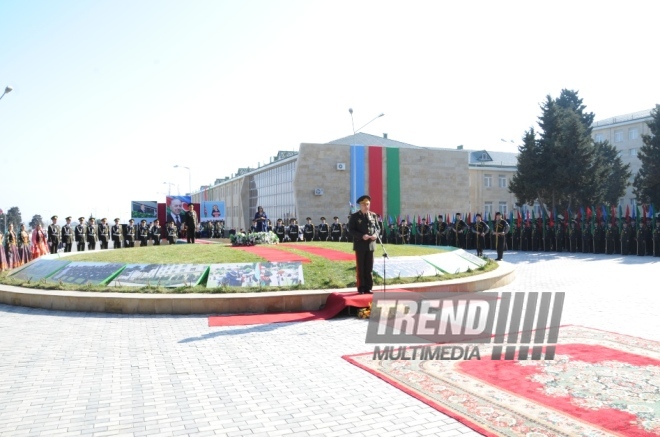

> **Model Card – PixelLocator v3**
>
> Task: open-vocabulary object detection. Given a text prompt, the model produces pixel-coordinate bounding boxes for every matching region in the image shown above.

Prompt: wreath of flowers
[230,231,279,246]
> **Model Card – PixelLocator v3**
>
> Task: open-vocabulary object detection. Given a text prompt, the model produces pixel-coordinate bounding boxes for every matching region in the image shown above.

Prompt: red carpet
[284,244,355,261]
[343,326,660,436]
[208,291,387,326]
[233,245,311,263]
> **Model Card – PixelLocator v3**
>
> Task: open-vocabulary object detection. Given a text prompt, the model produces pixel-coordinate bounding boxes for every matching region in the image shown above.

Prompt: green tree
[593,141,631,205]
[633,104,660,207]
[510,89,629,213]
[7,207,23,232]
[29,215,44,230]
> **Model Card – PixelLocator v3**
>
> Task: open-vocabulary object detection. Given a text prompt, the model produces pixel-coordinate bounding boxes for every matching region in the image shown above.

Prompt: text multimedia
[372,345,481,361]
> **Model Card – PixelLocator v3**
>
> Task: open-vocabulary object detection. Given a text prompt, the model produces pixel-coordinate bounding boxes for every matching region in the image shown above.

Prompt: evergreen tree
[7,207,23,232]
[29,215,44,230]
[633,104,660,207]
[510,89,629,213]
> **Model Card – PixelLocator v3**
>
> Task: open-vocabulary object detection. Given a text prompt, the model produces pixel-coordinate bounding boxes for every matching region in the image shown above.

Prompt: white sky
[1,0,658,223]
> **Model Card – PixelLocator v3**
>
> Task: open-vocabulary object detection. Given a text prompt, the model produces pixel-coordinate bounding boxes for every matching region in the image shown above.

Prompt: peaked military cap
[356,195,371,204]
[78,217,85,221]
[51,215,58,220]
[333,216,339,220]
[65,216,72,220]
[320,217,326,220]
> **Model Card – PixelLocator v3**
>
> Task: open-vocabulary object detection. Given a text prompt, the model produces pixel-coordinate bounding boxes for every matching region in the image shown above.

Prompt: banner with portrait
[131,201,158,223]
[165,195,191,226]
[200,201,225,222]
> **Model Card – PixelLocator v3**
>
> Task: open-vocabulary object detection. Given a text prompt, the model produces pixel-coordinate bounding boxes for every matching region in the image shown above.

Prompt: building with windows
[193,133,518,230]
[591,109,653,208]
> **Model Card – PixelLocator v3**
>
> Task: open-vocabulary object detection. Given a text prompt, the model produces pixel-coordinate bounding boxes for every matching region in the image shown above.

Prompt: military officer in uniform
[330,217,342,242]
[492,212,510,261]
[620,221,632,255]
[125,219,136,247]
[184,203,198,244]
[167,221,177,244]
[521,221,532,251]
[348,195,379,294]
[454,213,468,249]
[288,218,300,242]
[436,215,447,246]
[637,222,649,256]
[47,215,61,254]
[471,213,490,257]
[653,220,660,257]
[593,219,605,254]
[399,219,410,245]
[111,218,123,249]
[87,217,98,251]
[273,219,286,242]
[303,217,315,242]
[543,221,555,252]
[151,219,162,245]
[98,218,110,250]
[138,219,150,247]
[61,216,73,253]
[343,216,353,243]
[75,217,86,252]
[605,221,617,254]
[581,222,593,253]
[317,217,329,241]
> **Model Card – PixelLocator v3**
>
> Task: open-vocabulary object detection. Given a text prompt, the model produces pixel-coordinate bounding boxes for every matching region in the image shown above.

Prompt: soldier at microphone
[348,195,379,294]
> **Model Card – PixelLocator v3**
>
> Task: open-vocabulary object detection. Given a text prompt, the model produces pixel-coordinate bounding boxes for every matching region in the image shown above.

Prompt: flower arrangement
[230,231,279,246]
[357,303,371,319]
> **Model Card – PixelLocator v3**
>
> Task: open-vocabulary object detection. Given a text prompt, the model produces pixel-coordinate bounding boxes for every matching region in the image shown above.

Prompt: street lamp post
[174,165,191,197]
[348,108,385,140]
[0,86,13,101]
[163,182,175,196]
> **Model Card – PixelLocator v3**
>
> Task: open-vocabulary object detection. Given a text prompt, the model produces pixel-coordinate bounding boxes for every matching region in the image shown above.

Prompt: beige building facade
[591,109,653,208]
[194,133,518,230]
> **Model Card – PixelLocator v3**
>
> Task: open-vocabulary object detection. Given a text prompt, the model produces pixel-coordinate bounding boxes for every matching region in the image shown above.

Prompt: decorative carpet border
[343,326,660,437]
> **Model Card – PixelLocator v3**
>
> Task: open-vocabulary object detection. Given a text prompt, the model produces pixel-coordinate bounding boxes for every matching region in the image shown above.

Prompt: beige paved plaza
[0,250,658,436]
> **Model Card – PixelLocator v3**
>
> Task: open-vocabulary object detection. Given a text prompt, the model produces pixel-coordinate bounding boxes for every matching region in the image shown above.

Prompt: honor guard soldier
[454,213,468,249]
[87,217,98,251]
[342,216,352,242]
[653,220,660,257]
[555,220,565,252]
[593,219,606,254]
[637,222,649,256]
[75,217,86,252]
[436,215,447,246]
[288,218,300,242]
[330,217,342,242]
[139,220,150,247]
[151,219,161,245]
[167,221,177,244]
[317,217,329,241]
[111,218,123,249]
[98,218,110,250]
[544,221,555,251]
[582,222,593,253]
[274,219,286,242]
[61,216,73,253]
[418,218,430,245]
[492,212,510,261]
[47,215,61,254]
[471,213,490,257]
[399,219,410,244]
[303,217,315,242]
[521,221,532,251]
[605,221,617,254]
[620,221,632,255]
[532,219,543,251]
[125,219,136,247]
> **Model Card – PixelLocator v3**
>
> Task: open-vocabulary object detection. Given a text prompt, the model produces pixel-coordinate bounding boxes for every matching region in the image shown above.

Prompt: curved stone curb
[0,263,515,315]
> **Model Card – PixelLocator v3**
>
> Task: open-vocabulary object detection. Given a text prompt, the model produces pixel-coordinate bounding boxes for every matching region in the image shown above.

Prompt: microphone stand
[374,224,389,295]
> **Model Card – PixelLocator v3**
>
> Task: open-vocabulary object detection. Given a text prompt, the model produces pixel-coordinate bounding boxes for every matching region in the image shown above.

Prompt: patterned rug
[343,326,660,436]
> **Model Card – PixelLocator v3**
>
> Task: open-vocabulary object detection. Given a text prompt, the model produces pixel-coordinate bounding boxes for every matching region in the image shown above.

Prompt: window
[499,202,508,216]
[594,133,604,142]
[614,130,623,142]
[484,174,492,188]
[628,128,638,140]
[484,202,493,217]
[498,175,507,188]
[630,148,637,156]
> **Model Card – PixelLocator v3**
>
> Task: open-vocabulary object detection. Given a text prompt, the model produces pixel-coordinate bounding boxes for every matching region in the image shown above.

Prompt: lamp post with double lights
[174,165,191,196]
[163,182,175,196]
[0,86,12,101]
[348,108,385,142]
